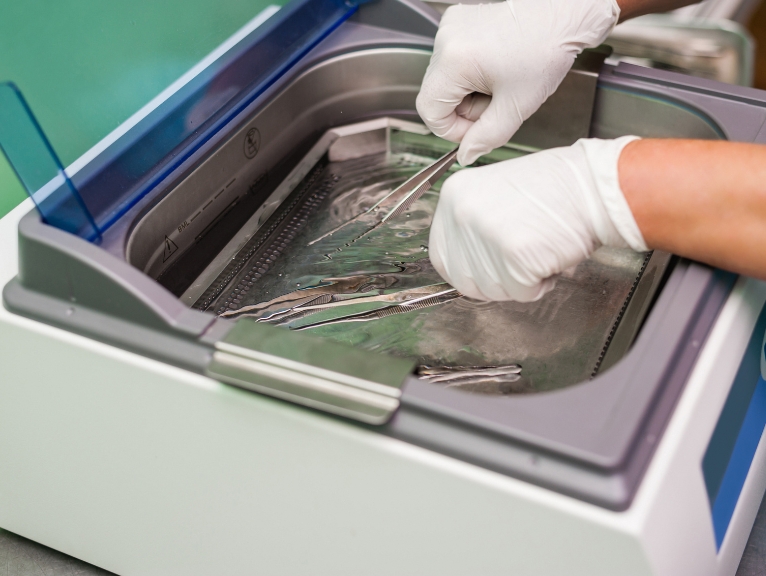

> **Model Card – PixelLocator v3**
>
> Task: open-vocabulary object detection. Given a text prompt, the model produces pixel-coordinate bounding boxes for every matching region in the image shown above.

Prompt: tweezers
[219,275,381,320]
[259,283,453,325]
[417,365,522,385]
[379,147,459,222]
[308,147,459,246]
[292,287,461,331]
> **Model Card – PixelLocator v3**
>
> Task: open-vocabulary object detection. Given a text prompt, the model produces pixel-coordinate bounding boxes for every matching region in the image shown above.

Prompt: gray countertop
[0,530,112,576]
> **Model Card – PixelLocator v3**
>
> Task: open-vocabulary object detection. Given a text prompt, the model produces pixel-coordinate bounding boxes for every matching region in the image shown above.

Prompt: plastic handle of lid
[0,82,101,240]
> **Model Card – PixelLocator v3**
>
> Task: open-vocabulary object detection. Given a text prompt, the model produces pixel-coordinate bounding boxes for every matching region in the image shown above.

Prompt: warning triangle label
[162,235,179,262]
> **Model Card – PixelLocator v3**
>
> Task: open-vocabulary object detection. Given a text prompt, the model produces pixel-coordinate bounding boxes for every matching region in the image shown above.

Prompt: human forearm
[617,0,698,21]
[430,136,766,303]
[620,139,766,279]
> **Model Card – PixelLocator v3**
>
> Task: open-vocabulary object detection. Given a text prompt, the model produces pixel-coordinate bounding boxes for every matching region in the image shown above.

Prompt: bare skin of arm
[620,139,766,279]
[617,0,699,21]
[613,2,761,275]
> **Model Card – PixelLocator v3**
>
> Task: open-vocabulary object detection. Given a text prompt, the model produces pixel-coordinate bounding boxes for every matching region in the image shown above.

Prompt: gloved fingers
[447,268,557,302]
[431,255,485,302]
[416,61,479,143]
[500,275,558,303]
[434,240,559,302]
[431,231,557,302]
[430,182,557,303]
[455,93,492,123]
[429,232,487,301]
[438,94,492,148]
[457,97,523,166]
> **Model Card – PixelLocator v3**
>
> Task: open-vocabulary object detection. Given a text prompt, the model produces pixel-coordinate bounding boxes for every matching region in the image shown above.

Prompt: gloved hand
[429,136,649,302]
[416,0,620,166]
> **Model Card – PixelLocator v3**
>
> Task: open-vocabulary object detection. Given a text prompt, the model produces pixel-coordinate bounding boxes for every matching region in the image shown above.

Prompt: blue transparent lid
[0,83,100,240]
[0,0,361,241]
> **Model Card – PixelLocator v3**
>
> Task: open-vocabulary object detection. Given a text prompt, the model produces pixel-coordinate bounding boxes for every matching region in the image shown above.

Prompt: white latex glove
[416,0,620,166]
[429,137,649,302]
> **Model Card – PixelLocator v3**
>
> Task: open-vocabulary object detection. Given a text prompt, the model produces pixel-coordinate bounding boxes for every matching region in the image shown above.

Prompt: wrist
[616,0,696,22]
[580,136,649,252]
[564,0,621,50]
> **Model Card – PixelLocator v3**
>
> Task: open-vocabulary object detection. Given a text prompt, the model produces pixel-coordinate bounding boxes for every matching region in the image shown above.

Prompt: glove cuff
[582,135,649,252]
[590,0,621,47]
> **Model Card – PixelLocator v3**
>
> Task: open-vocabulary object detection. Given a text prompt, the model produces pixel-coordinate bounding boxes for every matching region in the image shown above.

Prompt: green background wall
[0,0,284,218]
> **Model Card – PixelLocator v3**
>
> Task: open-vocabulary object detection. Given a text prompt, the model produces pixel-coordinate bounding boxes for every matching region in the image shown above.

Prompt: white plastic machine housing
[1,200,765,575]
[2,0,766,574]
